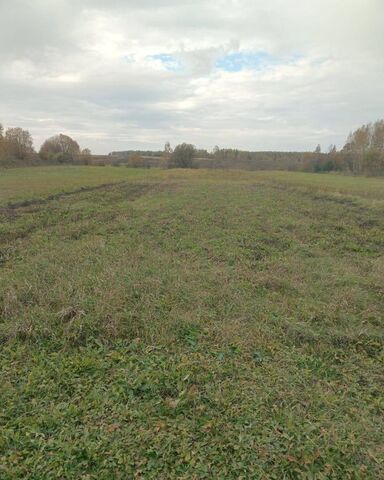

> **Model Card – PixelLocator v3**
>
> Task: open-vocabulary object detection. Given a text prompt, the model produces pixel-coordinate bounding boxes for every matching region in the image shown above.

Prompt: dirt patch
[2,182,128,211]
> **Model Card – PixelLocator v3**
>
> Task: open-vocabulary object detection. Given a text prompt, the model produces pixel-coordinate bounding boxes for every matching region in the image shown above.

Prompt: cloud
[0,0,383,153]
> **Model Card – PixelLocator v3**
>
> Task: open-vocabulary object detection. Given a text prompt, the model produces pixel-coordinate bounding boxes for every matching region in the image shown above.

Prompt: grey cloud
[0,0,383,153]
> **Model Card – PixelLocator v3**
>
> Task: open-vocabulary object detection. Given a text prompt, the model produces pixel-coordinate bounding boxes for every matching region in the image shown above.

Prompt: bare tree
[82,148,91,156]
[164,141,172,155]
[5,127,34,159]
[39,134,81,163]
[342,121,384,175]
[160,141,173,168]
[371,120,384,150]
[81,148,92,164]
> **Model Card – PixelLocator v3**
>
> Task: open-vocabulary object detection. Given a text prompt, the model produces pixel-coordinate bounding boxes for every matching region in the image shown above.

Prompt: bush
[127,153,149,168]
[169,143,196,168]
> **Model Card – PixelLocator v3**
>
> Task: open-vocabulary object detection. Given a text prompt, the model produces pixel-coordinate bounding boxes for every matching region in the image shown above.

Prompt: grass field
[0,166,383,478]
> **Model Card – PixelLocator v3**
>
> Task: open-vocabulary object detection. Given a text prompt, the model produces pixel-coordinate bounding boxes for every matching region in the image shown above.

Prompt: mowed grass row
[0,167,383,478]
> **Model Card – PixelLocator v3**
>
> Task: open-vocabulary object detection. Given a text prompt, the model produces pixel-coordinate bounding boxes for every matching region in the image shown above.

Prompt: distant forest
[1,120,384,176]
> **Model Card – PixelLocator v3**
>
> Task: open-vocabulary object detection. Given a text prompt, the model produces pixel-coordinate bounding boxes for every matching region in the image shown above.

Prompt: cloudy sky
[1,0,383,153]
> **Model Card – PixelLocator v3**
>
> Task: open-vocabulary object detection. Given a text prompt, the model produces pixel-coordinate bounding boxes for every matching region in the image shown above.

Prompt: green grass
[0,165,156,204]
[255,170,384,199]
[0,167,383,478]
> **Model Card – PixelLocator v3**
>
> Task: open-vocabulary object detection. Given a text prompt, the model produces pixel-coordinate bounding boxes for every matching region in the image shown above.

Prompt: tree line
[116,120,384,176]
[0,124,91,167]
[117,142,198,169]
[309,120,384,176]
[205,120,384,176]
[1,119,384,175]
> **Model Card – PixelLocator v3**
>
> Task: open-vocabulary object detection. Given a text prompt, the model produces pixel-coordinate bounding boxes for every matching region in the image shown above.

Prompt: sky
[0,0,383,154]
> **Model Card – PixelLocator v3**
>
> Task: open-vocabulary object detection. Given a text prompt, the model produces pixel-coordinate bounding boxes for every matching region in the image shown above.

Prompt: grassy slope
[0,167,383,479]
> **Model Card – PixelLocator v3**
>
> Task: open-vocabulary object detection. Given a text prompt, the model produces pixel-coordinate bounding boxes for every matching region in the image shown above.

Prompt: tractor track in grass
[0,181,166,215]
[2,181,129,212]
[0,181,165,246]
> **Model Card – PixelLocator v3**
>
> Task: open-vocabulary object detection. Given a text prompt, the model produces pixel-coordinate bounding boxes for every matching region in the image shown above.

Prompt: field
[0,166,383,479]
